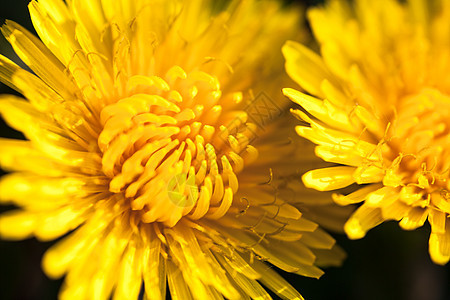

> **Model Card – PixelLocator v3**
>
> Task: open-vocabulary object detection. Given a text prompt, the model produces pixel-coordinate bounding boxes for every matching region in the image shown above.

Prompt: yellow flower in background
[0,0,346,299]
[284,0,450,265]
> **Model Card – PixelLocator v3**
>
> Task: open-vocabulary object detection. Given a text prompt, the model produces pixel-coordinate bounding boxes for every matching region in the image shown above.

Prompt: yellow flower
[283,0,450,265]
[0,0,345,299]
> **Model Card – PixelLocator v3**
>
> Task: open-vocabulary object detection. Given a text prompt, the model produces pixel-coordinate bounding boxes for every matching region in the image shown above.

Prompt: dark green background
[0,0,449,299]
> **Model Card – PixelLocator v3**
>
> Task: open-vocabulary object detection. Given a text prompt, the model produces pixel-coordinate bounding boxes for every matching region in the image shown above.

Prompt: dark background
[0,0,449,299]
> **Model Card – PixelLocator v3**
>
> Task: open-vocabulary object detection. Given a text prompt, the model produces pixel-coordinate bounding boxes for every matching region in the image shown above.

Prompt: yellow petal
[381,199,411,221]
[282,40,331,98]
[293,263,325,279]
[312,244,347,267]
[143,228,166,300]
[0,139,60,175]
[332,184,382,205]
[34,206,87,241]
[28,0,77,65]
[303,166,356,191]
[2,20,76,98]
[0,95,55,136]
[428,220,450,265]
[344,205,383,239]
[166,226,238,299]
[42,207,113,279]
[0,96,100,168]
[428,209,446,234]
[283,87,351,130]
[251,260,305,300]
[399,207,428,230]
[217,254,270,300]
[299,227,336,250]
[0,210,36,240]
[0,173,85,209]
[315,144,366,167]
[0,55,64,112]
[0,54,23,92]
[222,250,261,280]
[353,105,386,139]
[113,243,142,300]
[365,187,396,207]
[320,40,351,80]
[353,165,385,184]
[166,261,194,300]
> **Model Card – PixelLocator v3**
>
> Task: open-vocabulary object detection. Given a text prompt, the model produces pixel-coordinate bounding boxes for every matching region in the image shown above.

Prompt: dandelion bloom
[283,0,450,265]
[0,0,345,299]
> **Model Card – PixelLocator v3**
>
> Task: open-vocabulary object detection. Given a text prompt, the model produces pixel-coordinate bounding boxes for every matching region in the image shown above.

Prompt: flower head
[0,0,345,299]
[284,0,450,265]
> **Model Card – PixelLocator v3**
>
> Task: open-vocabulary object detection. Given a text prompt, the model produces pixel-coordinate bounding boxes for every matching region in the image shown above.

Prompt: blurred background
[0,0,449,299]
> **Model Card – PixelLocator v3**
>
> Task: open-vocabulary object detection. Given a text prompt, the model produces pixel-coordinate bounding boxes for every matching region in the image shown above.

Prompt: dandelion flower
[283,0,450,265]
[0,0,345,299]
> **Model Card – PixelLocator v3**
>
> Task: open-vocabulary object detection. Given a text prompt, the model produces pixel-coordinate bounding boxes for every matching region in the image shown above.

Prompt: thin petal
[216,254,270,300]
[344,204,383,239]
[299,227,336,250]
[428,209,446,234]
[167,261,194,300]
[302,166,356,191]
[143,227,166,300]
[283,87,351,130]
[312,244,347,267]
[282,40,331,98]
[399,207,428,230]
[0,139,61,175]
[332,184,382,205]
[2,20,77,98]
[0,210,37,240]
[28,0,77,65]
[429,220,450,265]
[113,243,142,300]
[0,173,85,208]
[0,206,87,242]
[251,260,305,300]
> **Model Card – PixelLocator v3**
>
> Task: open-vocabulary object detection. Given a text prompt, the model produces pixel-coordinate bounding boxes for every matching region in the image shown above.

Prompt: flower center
[385,88,450,212]
[98,66,258,227]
